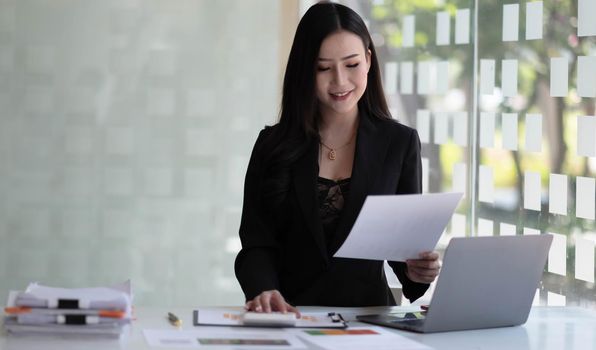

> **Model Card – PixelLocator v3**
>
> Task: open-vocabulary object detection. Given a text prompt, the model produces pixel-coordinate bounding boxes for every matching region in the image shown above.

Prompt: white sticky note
[576,176,595,220]
[400,61,414,94]
[452,162,466,197]
[455,9,470,44]
[422,157,429,193]
[500,222,516,236]
[548,232,566,276]
[479,165,494,203]
[577,56,596,98]
[402,15,415,47]
[417,61,432,95]
[501,59,518,97]
[451,213,466,237]
[578,0,596,37]
[480,59,496,95]
[547,292,566,306]
[384,62,398,95]
[575,237,595,283]
[577,116,596,157]
[480,112,495,149]
[436,61,449,94]
[550,57,568,97]
[452,112,468,146]
[436,11,450,46]
[525,114,542,153]
[501,113,518,150]
[524,171,541,211]
[526,2,543,40]
[523,227,540,235]
[549,174,568,215]
[478,218,493,237]
[416,109,431,144]
[502,4,519,42]
[434,112,449,145]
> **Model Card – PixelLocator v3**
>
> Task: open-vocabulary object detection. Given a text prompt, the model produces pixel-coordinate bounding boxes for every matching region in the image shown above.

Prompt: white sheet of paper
[384,62,398,95]
[576,176,595,220]
[577,56,596,97]
[455,9,470,44]
[478,165,494,203]
[400,61,414,94]
[434,112,449,145]
[143,328,305,349]
[526,1,543,40]
[436,61,449,94]
[577,116,596,156]
[502,4,519,41]
[417,61,432,95]
[290,327,431,350]
[550,57,568,97]
[452,162,466,197]
[578,0,596,37]
[501,59,518,97]
[575,237,595,283]
[525,114,542,152]
[500,222,516,236]
[334,193,462,262]
[416,109,430,143]
[549,173,568,215]
[402,15,415,47]
[480,59,495,95]
[477,218,493,237]
[480,112,495,148]
[452,111,468,146]
[548,232,566,276]
[193,309,345,329]
[502,113,518,150]
[436,11,450,46]
[524,171,541,211]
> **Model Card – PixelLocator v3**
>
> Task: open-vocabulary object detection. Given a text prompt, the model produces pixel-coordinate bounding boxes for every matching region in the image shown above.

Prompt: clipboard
[193,309,348,328]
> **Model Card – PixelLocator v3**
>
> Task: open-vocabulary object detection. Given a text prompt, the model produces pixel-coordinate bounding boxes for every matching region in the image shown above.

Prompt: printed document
[334,193,462,261]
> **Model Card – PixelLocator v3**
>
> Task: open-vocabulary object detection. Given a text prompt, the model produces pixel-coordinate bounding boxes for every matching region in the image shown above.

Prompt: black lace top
[317,176,351,252]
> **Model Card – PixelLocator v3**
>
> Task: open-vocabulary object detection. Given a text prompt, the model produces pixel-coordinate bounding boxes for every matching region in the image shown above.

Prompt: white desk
[1,306,595,349]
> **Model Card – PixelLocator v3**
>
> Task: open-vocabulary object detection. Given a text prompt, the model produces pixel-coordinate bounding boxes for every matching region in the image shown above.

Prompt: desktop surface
[1,306,595,350]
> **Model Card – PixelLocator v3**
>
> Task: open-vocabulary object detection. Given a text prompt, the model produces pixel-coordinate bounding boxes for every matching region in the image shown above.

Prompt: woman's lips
[329,90,353,101]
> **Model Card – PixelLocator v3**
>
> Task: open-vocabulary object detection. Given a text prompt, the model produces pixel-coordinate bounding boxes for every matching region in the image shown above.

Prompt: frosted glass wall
[0,0,285,306]
[353,0,595,308]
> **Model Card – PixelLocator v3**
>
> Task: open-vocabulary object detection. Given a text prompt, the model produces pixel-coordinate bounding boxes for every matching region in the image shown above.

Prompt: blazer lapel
[328,114,391,256]
[292,137,329,264]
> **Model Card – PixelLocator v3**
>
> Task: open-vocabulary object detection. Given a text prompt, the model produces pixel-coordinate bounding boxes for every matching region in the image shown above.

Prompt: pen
[167,312,182,327]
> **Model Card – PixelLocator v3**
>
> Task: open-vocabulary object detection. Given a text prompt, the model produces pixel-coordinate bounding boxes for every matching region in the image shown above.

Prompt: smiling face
[315,30,371,120]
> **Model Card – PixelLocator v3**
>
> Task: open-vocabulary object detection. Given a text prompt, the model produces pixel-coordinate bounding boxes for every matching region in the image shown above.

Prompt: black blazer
[235,113,429,306]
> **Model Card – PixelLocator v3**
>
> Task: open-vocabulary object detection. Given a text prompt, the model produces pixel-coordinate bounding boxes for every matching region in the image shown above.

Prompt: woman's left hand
[405,251,441,284]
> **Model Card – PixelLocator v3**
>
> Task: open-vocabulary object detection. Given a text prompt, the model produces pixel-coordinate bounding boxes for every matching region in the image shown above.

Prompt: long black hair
[260,1,390,208]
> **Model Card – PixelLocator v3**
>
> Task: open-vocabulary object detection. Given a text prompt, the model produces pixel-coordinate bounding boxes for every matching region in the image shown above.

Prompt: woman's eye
[317,67,330,72]
[347,63,360,68]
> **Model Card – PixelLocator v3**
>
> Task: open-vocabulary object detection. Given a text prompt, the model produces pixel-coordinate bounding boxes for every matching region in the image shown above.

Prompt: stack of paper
[3,280,132,338]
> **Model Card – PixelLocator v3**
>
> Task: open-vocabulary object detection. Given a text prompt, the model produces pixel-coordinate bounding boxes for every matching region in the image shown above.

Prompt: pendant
[328,149,336,160]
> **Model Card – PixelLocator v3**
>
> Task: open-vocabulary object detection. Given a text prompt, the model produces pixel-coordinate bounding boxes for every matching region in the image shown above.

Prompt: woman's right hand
[244,290,301,317]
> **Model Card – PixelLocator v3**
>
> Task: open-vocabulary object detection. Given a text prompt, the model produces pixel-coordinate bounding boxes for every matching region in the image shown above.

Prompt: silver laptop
[358,235,553,333]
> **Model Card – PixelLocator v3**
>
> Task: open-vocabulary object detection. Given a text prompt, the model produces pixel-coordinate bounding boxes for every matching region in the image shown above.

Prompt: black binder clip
[328,312,346,324]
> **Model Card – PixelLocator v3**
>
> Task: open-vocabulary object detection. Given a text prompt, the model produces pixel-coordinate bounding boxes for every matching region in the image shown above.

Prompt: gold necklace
[319,132,356,161]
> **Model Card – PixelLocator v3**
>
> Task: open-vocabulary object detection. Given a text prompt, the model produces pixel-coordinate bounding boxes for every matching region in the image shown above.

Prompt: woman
[235,2,440,314]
